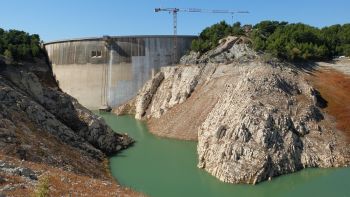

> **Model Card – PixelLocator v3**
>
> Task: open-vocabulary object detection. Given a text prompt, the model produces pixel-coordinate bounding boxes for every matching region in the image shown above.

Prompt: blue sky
[1,0,349,42]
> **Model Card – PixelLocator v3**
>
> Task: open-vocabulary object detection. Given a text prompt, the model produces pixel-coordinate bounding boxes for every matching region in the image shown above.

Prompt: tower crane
[155,8,249,64]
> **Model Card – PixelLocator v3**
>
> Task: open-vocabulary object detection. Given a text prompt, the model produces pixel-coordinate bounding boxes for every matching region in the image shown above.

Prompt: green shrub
[32,175,50,197]
[0,28,43,61]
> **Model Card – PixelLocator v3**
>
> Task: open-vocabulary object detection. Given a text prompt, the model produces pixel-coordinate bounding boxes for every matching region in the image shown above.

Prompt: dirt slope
[307,61,350,141]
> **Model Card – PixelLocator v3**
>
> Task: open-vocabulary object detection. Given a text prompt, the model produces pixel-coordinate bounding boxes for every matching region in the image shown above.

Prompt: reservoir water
[98,112,350,197]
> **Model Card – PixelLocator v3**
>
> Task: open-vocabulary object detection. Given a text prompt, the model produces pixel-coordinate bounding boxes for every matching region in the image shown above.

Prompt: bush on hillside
[0,28,43,61]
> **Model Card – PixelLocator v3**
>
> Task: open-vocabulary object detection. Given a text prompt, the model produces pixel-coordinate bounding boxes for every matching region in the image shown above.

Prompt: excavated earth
[115,36,350,184]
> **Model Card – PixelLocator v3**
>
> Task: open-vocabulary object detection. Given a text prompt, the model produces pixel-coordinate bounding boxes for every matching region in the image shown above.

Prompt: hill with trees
[191,20,350,61]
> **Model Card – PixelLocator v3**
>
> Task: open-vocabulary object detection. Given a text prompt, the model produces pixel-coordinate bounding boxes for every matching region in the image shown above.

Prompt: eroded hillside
[115,36,350,184]
[0,56,140,196]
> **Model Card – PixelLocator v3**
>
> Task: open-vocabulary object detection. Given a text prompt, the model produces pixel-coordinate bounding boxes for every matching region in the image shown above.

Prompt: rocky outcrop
[0,160,38,194]
[196,64,349,184]
[180,36,256,65]
[135,71,164,119]
[115,37,350,184]
[0,160,37,181]
[0,57,133,166]
[113,98,136,116]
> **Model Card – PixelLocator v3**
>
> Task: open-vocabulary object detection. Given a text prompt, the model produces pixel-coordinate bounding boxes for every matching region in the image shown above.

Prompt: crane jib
[154,7,249,65]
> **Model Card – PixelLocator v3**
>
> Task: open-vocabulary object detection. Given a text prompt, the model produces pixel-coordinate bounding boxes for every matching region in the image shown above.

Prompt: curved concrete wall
[45,35,196,109]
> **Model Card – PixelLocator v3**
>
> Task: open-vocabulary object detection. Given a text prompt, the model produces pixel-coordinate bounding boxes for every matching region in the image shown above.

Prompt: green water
[99,112,350,197]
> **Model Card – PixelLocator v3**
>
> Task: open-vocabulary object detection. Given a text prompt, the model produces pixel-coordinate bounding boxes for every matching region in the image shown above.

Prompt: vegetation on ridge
[0,28,43,61]
[191,20,350,61]
[191,21,245,53]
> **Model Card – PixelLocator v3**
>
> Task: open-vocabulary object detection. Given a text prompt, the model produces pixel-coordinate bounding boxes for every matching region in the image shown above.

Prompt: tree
[0,28,43,61]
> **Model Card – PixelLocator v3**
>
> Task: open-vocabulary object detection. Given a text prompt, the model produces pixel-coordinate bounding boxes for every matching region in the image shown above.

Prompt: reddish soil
[307,67,350,141]
[0,154,145,197]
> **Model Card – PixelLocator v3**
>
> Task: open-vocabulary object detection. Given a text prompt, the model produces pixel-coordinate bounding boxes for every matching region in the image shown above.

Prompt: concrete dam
[44,35,196,109]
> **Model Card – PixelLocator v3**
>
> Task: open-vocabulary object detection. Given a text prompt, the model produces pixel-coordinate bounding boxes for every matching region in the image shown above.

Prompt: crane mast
[155,8,249,64]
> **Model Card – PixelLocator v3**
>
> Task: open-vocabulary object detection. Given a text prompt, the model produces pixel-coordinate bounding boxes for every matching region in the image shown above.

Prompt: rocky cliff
[115,36,350,184]
[0,56,135,195]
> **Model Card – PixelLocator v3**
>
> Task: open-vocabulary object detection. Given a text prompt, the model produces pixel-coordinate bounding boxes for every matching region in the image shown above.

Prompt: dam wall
[44,35,196,109]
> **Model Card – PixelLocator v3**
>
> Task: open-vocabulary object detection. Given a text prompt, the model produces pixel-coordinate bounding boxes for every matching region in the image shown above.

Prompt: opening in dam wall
[44,35,196,109]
